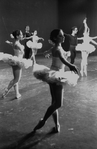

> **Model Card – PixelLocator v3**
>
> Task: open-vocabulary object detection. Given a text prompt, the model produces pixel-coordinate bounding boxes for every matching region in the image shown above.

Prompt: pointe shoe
[33,119,45,132]
[84,71,87,77]
[55,124,60,132]
[50,124,60,133]
[2,89,9,99]
[54,124,60,133]
[15,93,21,99]
[80,71,83,77]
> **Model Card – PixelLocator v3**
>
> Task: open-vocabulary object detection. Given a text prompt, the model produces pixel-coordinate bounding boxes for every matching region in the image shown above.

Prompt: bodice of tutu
[13,42,24,58]
[32,35,39,43]
[76,36,96,53]
[82,36,91,44]
[51,56,65,71]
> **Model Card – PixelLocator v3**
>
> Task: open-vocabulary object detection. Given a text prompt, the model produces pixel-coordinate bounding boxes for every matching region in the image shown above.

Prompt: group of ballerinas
[0,17,96,133]
[0,25,79,133]
[0,26,44,99]
[32,18,97,133]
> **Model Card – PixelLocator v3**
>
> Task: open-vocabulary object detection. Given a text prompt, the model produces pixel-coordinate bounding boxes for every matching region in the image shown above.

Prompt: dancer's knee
[13,79,19,85]
[54,103,62,110]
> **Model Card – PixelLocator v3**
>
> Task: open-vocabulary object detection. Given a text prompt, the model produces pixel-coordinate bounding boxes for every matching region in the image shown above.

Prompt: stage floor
[0,55,97,149]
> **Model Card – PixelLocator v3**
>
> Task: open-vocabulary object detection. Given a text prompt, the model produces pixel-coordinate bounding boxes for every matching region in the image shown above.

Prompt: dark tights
[43,83,64,126]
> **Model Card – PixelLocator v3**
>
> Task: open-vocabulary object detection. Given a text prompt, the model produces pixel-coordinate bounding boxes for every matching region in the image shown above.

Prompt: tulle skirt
[76,43,96,53]
[26,41,43,49]
[0,52,33,68]
[33,64,79,86]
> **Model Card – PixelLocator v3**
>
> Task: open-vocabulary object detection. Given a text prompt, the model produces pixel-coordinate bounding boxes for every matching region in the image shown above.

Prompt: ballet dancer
[64,26,78,64]
[44,39,71,64]
[0,30,32,99]
[32,29,79,133]
[23,26,33,59]
[76,18,97,76]
[25,30,44,63]
[31,30,44,55]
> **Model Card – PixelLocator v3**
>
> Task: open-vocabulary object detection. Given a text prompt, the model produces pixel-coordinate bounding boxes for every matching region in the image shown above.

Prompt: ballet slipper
[2,88,9,99]
[49,124,60,134]
[15,93,21,99]
[52,124,60,133]
[80,70,83,77]
[84,71,87,76]
[33,119,45,132]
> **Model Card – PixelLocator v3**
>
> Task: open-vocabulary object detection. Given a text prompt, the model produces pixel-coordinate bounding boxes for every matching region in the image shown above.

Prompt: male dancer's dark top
[63,33,78,64]
[23,32,33,59]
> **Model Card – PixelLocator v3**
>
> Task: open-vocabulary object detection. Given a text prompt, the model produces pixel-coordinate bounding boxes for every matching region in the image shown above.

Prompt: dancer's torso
[13,41,24,58]
[83,36,91,44]
[69,35,78,46]
[51,46,66,71]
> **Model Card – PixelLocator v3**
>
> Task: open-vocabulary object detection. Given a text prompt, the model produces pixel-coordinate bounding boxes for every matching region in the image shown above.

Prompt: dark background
[0,0,97,55]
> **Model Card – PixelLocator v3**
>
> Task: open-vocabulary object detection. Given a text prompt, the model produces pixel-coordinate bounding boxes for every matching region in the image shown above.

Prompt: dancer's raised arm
[83,17,89,34]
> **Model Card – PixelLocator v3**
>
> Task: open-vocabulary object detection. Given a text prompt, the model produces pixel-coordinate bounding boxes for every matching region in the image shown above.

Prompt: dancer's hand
[48,39,55,46]
[45,53,50,58]
[41,38,44,41]
[69,65,79,74]
[5,40,10,44]
[83,17,87,24]
[66,51,71,57]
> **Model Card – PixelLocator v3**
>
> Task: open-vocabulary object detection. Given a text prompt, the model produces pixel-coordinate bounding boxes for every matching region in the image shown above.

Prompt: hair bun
[10,34,14,39]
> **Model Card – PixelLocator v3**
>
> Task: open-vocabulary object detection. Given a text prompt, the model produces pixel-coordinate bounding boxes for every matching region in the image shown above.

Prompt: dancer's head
[25,26,30,32]
[50,29,65,44]
[71,26,78,35]
[10,30,23,40]
[33,30,37,35]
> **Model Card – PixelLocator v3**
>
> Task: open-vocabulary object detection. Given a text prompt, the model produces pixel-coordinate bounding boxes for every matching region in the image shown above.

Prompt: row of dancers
[45,18,97,77]
[0,26,44,99]
[0,26,79,133]
[0,17,96,133]
[64,18,97,76]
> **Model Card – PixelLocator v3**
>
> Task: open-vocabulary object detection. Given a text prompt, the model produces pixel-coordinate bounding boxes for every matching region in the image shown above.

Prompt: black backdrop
[0,0,58,54]
[0,0,97,55]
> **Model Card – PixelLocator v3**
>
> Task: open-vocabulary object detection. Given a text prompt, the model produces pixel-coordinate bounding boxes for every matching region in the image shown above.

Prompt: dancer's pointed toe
[2,88,9,99]
[33,119,45,132]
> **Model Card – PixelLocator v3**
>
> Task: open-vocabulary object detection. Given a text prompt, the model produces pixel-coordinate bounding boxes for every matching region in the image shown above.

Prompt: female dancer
[76,18,97,76]
[0,30,32,99]
[26,30,44,56]
[33,29,79,133]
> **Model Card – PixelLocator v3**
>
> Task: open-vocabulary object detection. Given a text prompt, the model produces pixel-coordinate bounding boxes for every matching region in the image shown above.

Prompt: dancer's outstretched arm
[91,36,97,40]
[38,37,44,41]
[77,37,84,40]
[5,40,13,46]
[90,39,97,45]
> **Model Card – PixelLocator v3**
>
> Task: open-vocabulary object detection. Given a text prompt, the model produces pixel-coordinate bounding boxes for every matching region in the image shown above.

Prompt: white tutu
[0,52,33,68]
[26,41,42,49]
[76,43,96,53]
[33,64,79,86]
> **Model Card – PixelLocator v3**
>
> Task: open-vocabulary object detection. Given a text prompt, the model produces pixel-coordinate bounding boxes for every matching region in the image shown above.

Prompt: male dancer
[23,26,33,59]
[64,26,78,64]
